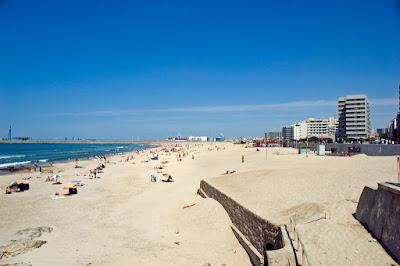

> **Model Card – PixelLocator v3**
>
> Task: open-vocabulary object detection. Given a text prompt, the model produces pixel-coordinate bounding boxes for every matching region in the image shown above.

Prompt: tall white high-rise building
[337,95,371,140]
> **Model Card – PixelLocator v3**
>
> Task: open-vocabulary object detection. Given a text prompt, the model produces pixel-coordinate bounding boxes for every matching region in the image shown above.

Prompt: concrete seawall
[304,143,400,156]
[355,182,400,263]
[199,180,296,265]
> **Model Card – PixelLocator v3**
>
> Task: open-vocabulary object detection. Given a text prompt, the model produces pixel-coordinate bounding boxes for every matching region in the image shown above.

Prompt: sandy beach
[0,142,398,265]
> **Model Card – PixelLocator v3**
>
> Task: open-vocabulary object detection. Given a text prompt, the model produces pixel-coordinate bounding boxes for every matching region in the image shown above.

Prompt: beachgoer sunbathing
[162,175,174,182]
[9,184,20,192]
[223,170,237,175]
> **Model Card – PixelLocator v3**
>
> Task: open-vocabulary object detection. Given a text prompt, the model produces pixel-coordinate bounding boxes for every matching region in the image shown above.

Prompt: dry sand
[205,146,399,266]
[0,143,398,265]
[0,144,250,266]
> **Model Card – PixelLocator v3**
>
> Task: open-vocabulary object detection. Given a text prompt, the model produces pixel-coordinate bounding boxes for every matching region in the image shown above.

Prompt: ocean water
[0,143,150,169]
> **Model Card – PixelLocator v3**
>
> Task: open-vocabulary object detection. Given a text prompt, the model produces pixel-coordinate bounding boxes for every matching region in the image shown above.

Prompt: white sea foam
[0,155,26,159]
[39,159,48,163]
[0,161,32,169]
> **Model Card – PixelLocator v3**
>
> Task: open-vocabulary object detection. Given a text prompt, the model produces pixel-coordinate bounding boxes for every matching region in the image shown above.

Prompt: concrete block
[355,182,400,263]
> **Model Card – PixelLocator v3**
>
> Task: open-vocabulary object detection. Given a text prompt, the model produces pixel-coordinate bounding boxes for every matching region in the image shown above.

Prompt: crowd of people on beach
[3,143,230,197]
[3,155,110,196]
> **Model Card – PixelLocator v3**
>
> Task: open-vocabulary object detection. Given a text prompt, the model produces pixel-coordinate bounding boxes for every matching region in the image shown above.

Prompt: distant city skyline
[2,96,397,140]
[1,1,399,139]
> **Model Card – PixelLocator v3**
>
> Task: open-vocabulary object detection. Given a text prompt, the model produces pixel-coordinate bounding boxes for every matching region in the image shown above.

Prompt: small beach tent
[63,183,78,195]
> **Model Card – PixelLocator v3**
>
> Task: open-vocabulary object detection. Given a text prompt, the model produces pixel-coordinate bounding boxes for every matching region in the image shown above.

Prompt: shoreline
[0,143,157,173]
[0,140,161,145]
[0,143,397,265]
[0,142,251,265]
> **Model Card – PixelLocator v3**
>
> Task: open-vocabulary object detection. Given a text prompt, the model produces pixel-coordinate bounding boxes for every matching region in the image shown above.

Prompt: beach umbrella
[52,174,62,180]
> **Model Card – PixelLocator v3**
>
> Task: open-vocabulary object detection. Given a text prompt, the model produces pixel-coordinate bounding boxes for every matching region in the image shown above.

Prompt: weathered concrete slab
[355,182,400,263]
[303,143,400,156]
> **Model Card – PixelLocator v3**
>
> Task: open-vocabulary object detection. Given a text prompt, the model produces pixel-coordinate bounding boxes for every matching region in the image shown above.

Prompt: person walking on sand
[242,155,245,163]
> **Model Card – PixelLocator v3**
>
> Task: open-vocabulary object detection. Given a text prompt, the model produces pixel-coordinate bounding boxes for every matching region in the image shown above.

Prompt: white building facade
[337,95,371,140]
[188,136,208,142]
[292,117,337,141]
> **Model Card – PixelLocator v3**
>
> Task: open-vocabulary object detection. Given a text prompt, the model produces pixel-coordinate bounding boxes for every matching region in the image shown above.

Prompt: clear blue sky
[1,0,399,140]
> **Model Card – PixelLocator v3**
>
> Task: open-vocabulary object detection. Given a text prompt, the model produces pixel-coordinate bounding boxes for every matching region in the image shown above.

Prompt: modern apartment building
[388,84,400,143]
[265,131,282,140]
[293,122,306,140]
[337,95,371,140]
[388,118,397,141]
[281,127,294,141]
[305,117,337,139]
[376,128,388,136]
[285,117,337,141]
[296,118,337,140]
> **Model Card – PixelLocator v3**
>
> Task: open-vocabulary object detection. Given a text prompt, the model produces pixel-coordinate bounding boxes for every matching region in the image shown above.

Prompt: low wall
[308,143,400,156]
[200,180,283,253]
[355,182,400,263]
[199,180,296,265]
